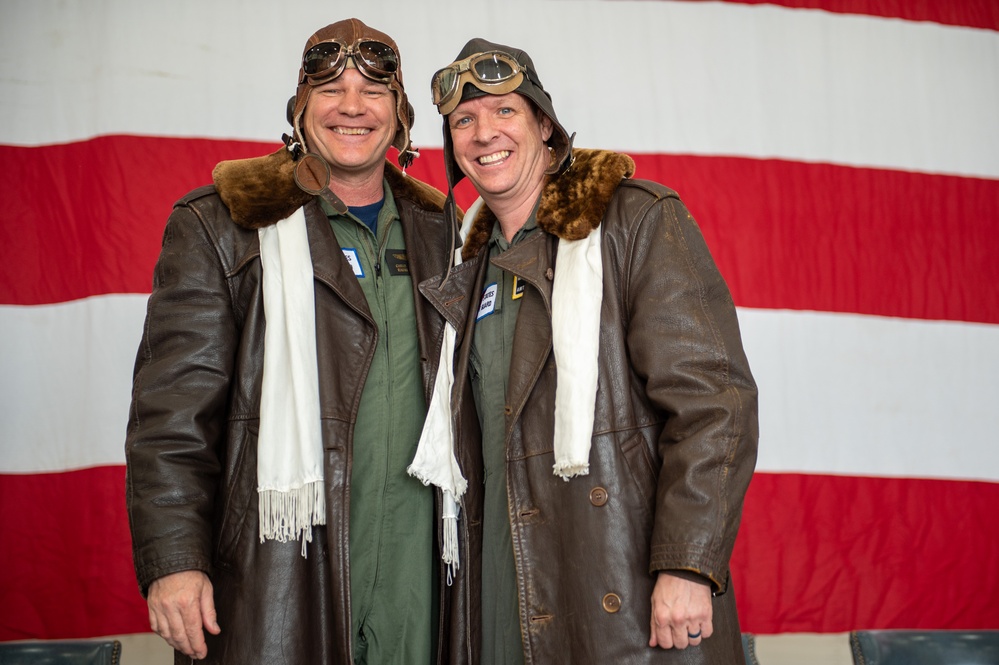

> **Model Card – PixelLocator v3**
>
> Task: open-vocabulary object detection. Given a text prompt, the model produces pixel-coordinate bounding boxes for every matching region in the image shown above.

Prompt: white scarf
[407,199,477,582]
[551,223,603,479]
[257,208,325,556]
[408,200,603,579]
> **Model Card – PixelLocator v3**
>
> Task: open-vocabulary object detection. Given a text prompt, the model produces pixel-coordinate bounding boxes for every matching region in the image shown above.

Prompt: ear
[540,114,554,142]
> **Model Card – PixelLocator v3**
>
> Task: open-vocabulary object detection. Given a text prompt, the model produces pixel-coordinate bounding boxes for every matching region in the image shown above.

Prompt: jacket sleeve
[125,199,237,595]
[622,191,758,592]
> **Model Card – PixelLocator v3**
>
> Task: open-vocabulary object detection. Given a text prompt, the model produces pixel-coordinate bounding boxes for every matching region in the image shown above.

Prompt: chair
[0,640,121,665]
[742,632,761,665]
[850,630,999,665]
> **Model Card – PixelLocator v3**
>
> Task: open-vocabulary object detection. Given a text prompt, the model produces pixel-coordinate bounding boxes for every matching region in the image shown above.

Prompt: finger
[650,614,675,649]
[181,606,208,660]
[161,608,193,656]
[671,623,691,650]
[686,625,703,646]
[201,581,221,635]
[649,614,662,648]
[700,618,715,640]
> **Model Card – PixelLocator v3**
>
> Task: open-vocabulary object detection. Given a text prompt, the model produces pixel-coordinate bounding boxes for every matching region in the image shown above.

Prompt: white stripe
[0,295,147,473]
[3,297,997,482]
[2,0,997,178]
[740,309,999,482]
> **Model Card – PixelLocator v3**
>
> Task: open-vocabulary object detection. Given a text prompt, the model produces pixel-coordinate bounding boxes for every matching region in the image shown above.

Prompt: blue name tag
[342,248,364,278]
[477,282,498,320]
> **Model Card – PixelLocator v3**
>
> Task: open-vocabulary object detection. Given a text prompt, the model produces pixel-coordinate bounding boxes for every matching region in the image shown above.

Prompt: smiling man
[420,39,759,664]
[125,18,457,664]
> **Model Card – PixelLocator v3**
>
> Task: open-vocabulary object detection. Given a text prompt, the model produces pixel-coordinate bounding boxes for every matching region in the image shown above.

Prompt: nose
[473,114,498,143]
[339,87,364,116]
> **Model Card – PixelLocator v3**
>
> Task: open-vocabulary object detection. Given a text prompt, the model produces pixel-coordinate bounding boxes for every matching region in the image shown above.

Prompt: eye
[498,107,514,116]
[451,115,472,128]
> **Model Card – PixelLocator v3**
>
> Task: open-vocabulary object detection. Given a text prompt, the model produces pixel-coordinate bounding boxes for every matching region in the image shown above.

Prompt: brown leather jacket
[125,149,457,664]
[422,149,759,664]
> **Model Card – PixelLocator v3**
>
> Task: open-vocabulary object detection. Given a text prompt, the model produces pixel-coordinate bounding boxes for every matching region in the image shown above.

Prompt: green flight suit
[322,183,433,665]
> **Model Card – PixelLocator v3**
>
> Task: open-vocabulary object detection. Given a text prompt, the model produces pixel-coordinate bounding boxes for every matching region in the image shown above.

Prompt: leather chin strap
[292,153,348,215]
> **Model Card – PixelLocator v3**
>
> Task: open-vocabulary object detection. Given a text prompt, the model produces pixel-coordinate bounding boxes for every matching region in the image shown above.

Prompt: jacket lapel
[491,232,557,423]
[418,258,484,347]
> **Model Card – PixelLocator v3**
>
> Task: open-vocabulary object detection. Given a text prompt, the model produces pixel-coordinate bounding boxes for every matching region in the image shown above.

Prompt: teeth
[335,127,370,135]
[478,151,509,165]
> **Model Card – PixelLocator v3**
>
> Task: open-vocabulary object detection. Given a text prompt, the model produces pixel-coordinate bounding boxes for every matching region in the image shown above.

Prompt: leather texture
[126,161,455,664]
[423,148,759,663]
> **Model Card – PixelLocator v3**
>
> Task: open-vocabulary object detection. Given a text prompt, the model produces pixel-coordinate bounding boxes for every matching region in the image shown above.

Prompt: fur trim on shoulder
[213,148,448,229]
[213,148,313,230]
[461,148,634,260]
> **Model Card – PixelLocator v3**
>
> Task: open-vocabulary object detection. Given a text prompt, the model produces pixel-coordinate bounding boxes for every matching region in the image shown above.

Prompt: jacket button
[601,593,621,613]
[545,268,554,280]
[589,487,608,507]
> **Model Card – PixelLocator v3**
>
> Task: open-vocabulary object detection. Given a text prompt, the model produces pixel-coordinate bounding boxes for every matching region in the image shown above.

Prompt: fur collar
[461,148,635,261]
[212,147,447,230]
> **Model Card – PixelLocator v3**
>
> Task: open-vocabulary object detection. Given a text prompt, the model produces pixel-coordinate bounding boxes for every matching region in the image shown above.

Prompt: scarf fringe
[552,461,591,481]
[408,320,468,583]
[441,491,460,585]
[258,481,326,557]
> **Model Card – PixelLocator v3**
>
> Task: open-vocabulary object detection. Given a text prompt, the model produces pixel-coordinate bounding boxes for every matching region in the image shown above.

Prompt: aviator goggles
[301,39,399,85]
[431,51,525,115]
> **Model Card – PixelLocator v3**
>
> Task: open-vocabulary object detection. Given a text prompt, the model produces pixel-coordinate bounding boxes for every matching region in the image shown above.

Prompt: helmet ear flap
[406,101,415,130]
[286,95,297,127]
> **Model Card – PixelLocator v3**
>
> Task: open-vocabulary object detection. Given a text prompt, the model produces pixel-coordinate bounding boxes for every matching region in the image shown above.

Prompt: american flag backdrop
[2,0,998,642]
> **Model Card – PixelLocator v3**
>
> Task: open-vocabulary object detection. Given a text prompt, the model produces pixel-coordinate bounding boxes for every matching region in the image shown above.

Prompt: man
[418,40,759,663]
[125,19,457,664]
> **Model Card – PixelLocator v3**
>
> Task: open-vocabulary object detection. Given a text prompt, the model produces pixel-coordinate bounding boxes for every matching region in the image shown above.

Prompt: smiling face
[447,92,553,211]
[302,67,398,181]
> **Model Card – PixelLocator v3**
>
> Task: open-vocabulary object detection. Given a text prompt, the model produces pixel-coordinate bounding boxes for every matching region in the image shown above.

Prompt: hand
[649,571,713,650]
[147,570,220,659]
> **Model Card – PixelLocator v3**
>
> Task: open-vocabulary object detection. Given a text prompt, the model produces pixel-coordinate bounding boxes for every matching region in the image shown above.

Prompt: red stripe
[0,137,273,307]
[631,152,999,325]
[3,138,997,324]
[665,0,999,31]
[2,468,997,639]
[732,473,999,633]
[0,467,148,640]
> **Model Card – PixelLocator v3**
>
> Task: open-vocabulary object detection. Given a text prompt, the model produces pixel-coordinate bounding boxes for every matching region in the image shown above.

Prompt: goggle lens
[356,40,398,76]
[432,69,458,105]
[472,54,516,82]
[303,42,343,77]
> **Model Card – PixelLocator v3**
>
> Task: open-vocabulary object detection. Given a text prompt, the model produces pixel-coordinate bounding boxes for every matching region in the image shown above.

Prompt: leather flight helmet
[288,18,416,168]
[436,37,574,191]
